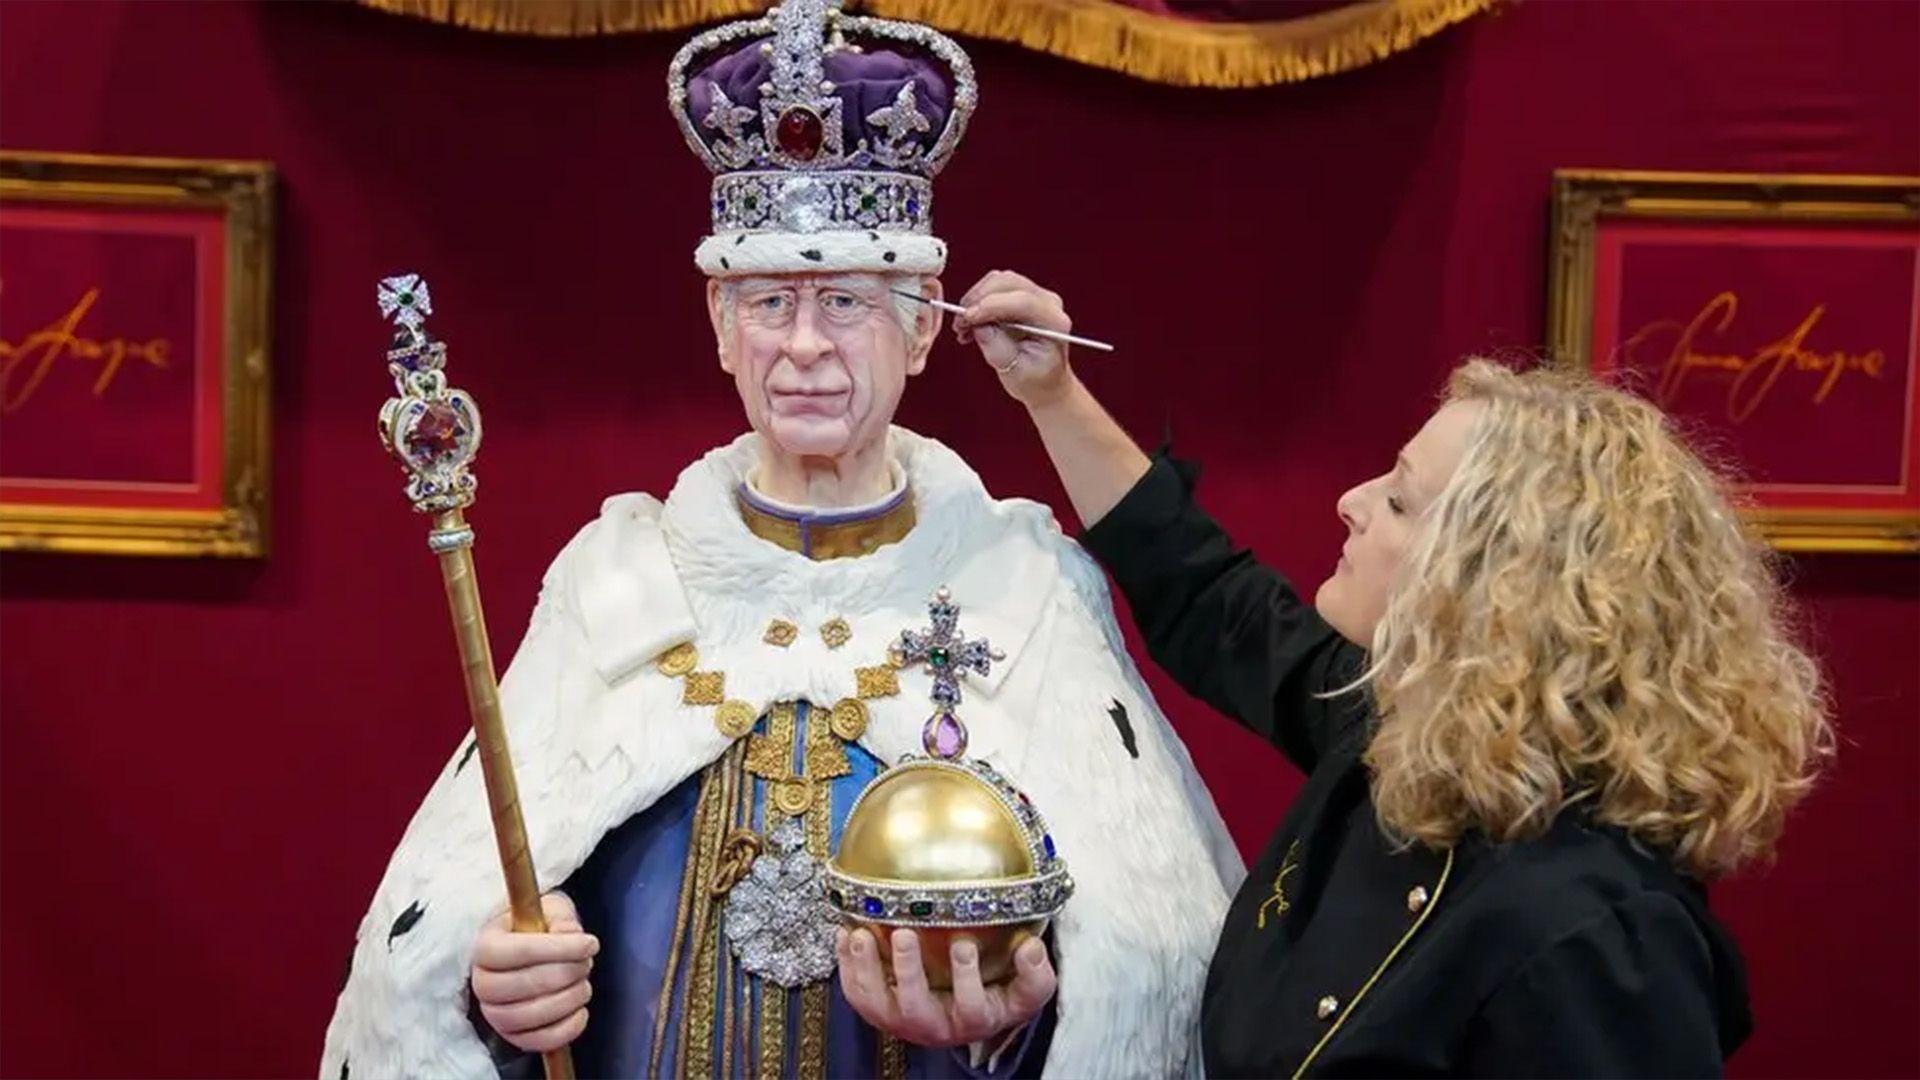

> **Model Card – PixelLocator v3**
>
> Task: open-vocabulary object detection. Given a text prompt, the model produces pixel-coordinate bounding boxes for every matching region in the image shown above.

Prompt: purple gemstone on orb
[922,711,967,759]
[862,896,886,917]
[1043,834,1057,860]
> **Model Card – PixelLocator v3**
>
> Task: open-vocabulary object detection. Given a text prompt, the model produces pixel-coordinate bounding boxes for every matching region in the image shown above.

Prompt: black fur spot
[388,900,425,950]
[800,249,823,262]
[882,251,897,263]
[340,1059,349,1080]
[867,231,880,241]
[1108,700,1138,759]
[734,234,747,246]
[455,735,478,775]
[720,256,730,270]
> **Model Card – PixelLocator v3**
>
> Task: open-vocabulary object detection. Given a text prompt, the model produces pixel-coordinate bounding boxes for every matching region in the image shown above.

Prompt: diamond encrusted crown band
[712,170,933,235]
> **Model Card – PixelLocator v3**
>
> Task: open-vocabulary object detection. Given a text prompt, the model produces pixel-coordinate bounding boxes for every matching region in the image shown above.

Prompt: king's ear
[907,276,944,376]
[706,278,734,373]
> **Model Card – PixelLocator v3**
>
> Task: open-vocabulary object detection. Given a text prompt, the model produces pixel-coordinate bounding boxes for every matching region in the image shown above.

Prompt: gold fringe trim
[351,0,1502,87]
[859,0,1501,88]
[355,0,765,37]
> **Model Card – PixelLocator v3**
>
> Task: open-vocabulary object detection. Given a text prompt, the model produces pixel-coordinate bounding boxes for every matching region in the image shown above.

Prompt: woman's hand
[956,270,1077,409]
[836,927,1057,1049]
[954,269,1148,528]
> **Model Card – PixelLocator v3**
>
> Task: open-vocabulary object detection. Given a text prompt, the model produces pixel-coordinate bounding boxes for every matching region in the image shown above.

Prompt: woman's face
[1315,400,1486,645]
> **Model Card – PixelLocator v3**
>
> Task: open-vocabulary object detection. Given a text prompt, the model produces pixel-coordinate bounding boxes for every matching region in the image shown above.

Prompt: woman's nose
[1336,485,1362,532]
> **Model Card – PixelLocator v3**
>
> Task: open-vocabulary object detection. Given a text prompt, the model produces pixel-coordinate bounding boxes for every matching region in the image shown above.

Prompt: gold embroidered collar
[735,481,917,560]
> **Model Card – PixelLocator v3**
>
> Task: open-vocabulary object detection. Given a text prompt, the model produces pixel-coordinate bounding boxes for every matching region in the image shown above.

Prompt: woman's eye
[757,295,789,310]
[822,293,858,311]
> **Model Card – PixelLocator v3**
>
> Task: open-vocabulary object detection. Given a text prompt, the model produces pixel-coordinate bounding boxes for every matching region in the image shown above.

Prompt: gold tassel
[350,0,1503,88]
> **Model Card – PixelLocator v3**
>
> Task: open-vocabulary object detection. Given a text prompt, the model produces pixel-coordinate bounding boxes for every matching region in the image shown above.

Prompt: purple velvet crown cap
[688,43,955,176]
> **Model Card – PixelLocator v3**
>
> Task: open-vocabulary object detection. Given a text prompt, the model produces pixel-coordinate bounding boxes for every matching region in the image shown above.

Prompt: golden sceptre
[374,274,574,1080]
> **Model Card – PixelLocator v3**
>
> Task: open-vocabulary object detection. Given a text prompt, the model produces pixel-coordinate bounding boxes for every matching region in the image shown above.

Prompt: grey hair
[717,273,929,339]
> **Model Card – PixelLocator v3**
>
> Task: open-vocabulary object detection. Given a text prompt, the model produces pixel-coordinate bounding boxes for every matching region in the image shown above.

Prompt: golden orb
[827,757,1072,989]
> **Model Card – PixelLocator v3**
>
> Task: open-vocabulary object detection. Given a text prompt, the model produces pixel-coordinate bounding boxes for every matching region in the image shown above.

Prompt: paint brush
[891,289,1116,353]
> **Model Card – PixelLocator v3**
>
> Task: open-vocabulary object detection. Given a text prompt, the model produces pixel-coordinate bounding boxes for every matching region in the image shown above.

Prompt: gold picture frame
[0,151,274,557]
[1548,169,1920,554]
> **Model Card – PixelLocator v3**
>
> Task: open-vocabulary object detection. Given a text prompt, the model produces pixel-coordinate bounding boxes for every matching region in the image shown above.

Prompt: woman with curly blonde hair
[955,270,1832,1077]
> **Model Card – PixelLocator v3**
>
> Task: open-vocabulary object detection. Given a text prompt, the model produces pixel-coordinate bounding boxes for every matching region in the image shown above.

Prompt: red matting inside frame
[1590,219,1920,513]
[0,201,227,511]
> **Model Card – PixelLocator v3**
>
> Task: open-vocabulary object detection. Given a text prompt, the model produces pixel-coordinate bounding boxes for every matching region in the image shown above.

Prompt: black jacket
[1082,454,1751,1079]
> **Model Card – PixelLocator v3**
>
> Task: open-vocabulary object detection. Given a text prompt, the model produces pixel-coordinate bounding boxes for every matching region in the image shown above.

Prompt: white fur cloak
[320,428,1243,1079]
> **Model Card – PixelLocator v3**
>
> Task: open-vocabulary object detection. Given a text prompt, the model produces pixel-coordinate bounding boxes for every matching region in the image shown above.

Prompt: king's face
[707,271,940,462]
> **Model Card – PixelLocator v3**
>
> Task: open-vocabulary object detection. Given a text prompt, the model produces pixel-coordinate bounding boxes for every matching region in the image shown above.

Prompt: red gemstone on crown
[407,401,465,462]
[775,106,824,161]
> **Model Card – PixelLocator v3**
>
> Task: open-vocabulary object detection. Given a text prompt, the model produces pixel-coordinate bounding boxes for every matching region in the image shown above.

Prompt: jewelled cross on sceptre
[893,587,1003,759]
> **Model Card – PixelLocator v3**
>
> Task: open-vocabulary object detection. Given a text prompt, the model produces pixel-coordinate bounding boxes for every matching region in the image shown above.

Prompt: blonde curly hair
[1361,359,1833,879]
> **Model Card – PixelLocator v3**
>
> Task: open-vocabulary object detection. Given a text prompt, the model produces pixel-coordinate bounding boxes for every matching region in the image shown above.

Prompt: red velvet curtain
[1,1,1914,1075]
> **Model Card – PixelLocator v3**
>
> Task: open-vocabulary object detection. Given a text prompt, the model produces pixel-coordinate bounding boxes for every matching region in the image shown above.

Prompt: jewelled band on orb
[822,865,1074,929]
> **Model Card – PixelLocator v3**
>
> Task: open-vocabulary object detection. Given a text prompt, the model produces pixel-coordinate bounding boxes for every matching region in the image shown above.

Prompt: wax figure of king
[321,4,1238,1077]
